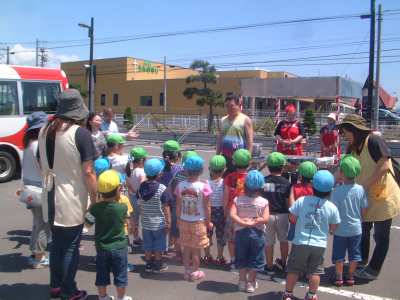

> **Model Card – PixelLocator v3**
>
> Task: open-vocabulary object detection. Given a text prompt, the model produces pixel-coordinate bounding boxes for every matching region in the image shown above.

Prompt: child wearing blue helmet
[282,170,341,300]
[230,170,270,293]
[175,155,213,281]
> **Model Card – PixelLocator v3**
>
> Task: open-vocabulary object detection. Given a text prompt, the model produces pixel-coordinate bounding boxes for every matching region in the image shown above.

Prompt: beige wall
[61,57,290,115]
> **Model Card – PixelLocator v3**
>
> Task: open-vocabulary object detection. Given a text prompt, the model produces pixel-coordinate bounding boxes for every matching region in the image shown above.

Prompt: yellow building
[61,57,295,115]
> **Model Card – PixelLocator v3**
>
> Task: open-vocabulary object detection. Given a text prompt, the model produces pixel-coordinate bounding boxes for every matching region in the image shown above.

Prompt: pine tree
[303,109,317,136]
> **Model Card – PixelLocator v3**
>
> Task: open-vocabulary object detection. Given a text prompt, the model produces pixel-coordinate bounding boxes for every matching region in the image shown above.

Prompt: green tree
[303,109,317,136]
[123,107,134,128]
[69,83,87,98]
[183,60,224,132]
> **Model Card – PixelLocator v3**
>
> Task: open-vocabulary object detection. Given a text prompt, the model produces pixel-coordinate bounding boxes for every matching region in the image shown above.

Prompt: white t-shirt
[208,178,224,207]
[234,195,269,232]
[175,180,212,222]
[127,167,146,193]
[22,140,42,187]
[101,120,119,134]
[108,154,129,175]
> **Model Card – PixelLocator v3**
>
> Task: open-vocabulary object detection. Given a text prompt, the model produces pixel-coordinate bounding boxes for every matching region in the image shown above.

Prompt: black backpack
[390,158,400,187]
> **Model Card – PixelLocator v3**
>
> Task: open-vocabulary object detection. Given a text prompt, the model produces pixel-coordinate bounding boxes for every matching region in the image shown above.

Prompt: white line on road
[391,226,400,230]
[274,278,396,300]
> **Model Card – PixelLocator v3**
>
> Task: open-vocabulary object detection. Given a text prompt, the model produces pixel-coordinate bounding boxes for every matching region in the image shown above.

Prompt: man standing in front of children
[230,170,270,293]
[282,170,341,300]
[203,155,227,265]
[126,147,148,247]
[262,152,291,273]
[138,158,171,273]
[176,155,213,281]
[331,155,368,286]
[90,170,132,300]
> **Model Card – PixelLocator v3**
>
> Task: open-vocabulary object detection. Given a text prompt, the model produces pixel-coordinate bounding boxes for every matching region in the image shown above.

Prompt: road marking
[391,226,400,230]
[272,278,396,300]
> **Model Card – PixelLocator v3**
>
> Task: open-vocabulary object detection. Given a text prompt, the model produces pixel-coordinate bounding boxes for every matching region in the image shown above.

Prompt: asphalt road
[1,143,399,300]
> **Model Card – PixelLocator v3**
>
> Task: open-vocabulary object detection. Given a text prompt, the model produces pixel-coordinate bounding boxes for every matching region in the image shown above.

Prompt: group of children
[87,134,369,300]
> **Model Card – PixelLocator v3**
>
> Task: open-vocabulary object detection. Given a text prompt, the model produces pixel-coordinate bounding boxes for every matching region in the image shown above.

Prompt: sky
[1,0,399,103]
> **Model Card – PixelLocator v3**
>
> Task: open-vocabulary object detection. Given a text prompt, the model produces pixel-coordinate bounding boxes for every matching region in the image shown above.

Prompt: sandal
[190,270,205,281]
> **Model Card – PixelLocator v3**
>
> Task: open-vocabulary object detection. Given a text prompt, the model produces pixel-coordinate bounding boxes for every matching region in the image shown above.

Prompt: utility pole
[39,47,48,67]
[374,4,382,130]
[6,46,10,64]
[163,56,167,113]
[88,17,94,113]
[36,39,39,67]
[368,0,376,123]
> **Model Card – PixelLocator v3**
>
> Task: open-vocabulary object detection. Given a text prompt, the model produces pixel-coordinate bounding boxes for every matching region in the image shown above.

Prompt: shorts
[332,234,362,263]
[129,193,140,223]
[95,248,128,287]
[207,207,225,247]
[265,213,289,245]
[235,228,265,270]
[223,216,235,243]
[179,220,209,249]
[286,244,325,275]
[142,228,167,252]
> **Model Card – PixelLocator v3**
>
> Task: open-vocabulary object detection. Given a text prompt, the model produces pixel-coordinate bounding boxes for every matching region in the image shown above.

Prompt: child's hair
[187,168,203,177]
[236,164,249,170]
[313,188,331,199]
[162,150,181,172]
[210,168,224,177]
[146,175,158,181]
[244,186,262,197]
[268,165,284,173]
[300,176,312,183]
[100,187,119,199]
[106,142,118,155]
[125,158,146,177]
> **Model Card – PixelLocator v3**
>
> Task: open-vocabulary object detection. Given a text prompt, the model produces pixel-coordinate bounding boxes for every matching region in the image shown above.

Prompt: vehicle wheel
[0,151,17,183]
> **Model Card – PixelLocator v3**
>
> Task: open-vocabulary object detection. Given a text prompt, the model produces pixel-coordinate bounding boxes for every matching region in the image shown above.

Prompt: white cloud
[0,44,79,67]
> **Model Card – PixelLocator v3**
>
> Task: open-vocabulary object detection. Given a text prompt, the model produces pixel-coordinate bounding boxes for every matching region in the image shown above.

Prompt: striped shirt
[138,182,168,231]
[208,178,224,207]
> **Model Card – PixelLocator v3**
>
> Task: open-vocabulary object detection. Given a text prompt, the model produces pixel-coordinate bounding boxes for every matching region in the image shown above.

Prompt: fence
[116,112,400,137]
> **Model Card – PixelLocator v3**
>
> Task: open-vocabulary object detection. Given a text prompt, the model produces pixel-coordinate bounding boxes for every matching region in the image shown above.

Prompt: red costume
[275,105,304,155]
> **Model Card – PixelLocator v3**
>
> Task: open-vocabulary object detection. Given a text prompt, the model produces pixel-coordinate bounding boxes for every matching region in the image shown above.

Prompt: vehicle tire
[0,151,17,183]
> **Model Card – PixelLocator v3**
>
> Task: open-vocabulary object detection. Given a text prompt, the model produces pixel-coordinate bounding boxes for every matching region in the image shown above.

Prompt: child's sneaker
[264,265,275,275]
[229,259,236,271]
[30,256,50,269]
[246,282,256,293]
[62,290,88,300]
[238,280,246,292]
[145,262,153,273]
[275,258,286,272]
[50,287,61,299]
[201,255,214,265]
[304,294,318,300]
[215,256,226,265]
[153,261,168,273]
[127,263,135,272]
[281,291,294,300]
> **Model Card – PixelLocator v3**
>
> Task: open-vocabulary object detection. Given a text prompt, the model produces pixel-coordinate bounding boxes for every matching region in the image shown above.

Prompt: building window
[140,96,152,106]
[113,93,119,106]
[159,93,164,106]
[100,94,106,106]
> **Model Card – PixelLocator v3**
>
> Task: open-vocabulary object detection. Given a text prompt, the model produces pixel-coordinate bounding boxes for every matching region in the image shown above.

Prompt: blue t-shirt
[290,196,341,248]
[331,184,368,237]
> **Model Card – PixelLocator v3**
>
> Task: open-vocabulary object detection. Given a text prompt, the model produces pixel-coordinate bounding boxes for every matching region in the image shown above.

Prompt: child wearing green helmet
[262,152,291,274]
[203,155,227,265]
[223,149,252,269]
[126,147,148,247]
[287,161,317,241]
[331,155,367,287]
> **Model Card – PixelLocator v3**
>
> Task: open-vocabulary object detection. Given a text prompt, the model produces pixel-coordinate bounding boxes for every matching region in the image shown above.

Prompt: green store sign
[138,61,159,74]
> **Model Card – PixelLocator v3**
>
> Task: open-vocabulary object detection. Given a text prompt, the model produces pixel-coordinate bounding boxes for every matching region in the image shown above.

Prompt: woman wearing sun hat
[274,104,305,156]
[338,114,400,280]
[38,89,97,300]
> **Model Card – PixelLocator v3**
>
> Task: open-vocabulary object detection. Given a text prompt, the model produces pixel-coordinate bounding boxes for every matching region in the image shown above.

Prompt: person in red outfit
[320,113,341,158]
[274,104,305,156]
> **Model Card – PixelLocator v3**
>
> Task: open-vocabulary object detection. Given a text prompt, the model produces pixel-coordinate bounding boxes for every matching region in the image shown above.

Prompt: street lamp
[78,17,94,112]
